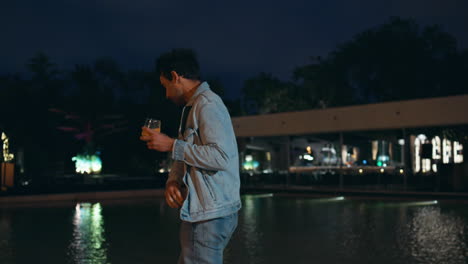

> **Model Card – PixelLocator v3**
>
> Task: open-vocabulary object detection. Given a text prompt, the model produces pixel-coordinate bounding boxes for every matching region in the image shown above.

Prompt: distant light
[398,139,405,145]
[380,168,385,173]
[383,163,387,167]
[397,200,439,207]
[1,132,14,162]
[303,154,314,161]
[326,196,345,201]
[363,160,368,165]
[244,193,274,199]
[454,141,464,164]
[399,169,404,174]
[245,155,253,162]
[359,169,363,174]
[306,146,312,154]
[377,161,383,167]
[312,196,346,203]
[417,134,427,140]
[158,168,165,173]
[299,155,303,160]
[72,153,102,174]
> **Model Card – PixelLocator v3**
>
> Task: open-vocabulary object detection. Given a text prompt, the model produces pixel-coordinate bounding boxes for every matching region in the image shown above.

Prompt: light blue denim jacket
[167,82,241,222]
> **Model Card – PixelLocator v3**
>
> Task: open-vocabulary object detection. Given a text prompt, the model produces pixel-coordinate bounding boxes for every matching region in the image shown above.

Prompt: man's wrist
[166,179,180,187]
[170,138,176,152]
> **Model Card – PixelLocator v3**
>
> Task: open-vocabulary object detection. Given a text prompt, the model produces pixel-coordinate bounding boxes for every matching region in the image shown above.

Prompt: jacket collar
[186,81,210,106]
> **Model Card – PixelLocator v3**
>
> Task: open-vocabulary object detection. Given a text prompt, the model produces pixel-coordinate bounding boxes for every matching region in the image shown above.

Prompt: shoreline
[2,185,468,207]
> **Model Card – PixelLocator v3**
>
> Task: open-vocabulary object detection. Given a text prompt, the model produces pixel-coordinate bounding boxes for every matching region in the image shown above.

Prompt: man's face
[160,74,184,105]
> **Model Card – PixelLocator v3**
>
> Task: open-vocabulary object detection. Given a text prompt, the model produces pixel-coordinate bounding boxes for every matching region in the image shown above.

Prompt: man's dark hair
[155,48,201,81]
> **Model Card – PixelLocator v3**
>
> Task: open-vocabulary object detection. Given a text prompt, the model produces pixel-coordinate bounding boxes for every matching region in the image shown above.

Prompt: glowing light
[362,160,368,165]
[72,153,102,174]
[380,168,385,173]
[359,169,363,174]
[406,200,438,206]
[384,200,439,207]
[311,196,346,203]
[432,136,441,160]
[442,138,452,164]
[417,134,427,141]
[303,154,314,161]
[422,158,431,173]
[399,169,404,174]
[243,193,274,199]
[372,141,378,160]
[398,139,405,145]
[414,135,423,173]
[377,161,383,167]
[243,155,259,171]
[306,146,312,154]
[454,141,463,164]
[266,152,271,161]
[1,132,14,162]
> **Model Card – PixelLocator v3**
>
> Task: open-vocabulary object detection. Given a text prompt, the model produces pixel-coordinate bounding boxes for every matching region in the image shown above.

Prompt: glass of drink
[142,118,161,136]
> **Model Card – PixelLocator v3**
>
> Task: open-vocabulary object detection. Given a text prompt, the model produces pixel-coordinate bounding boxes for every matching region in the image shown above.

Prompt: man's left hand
[140,127,175,152]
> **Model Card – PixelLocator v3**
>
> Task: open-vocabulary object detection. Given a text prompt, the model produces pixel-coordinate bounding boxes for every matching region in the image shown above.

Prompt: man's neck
[183,80,202,104]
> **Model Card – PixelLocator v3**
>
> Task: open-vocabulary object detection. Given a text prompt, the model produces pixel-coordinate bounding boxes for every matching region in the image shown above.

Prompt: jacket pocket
[183,127,195,143]
[202,173,217,202]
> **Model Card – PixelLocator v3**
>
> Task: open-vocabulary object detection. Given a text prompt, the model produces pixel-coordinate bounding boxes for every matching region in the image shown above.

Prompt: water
[1,195,468,264]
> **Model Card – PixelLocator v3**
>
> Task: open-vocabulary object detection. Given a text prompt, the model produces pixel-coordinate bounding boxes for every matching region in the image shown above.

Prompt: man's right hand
[165,181,185,208]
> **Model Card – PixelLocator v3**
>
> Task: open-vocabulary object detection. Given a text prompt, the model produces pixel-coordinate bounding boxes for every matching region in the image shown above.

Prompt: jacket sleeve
[172,101,235,171]
[167,159,185,185]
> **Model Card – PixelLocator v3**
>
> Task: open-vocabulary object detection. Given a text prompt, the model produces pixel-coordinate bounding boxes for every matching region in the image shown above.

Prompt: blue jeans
[178,212,238,264]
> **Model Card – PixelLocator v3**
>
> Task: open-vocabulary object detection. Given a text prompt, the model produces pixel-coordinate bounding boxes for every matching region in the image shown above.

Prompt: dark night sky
[1,0,468,99]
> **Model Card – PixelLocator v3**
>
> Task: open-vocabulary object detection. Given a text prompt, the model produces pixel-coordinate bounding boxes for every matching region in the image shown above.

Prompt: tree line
[243,17,468,114]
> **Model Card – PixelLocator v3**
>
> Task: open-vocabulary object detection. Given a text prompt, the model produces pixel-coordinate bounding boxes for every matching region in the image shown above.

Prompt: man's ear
[170,71,180,83]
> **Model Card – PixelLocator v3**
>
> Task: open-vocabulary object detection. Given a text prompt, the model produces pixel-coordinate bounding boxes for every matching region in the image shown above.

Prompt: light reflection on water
[236,194,267,263]
[227,196,468,264]
[403,206,468,264]
[69,203,109,264]
[1,196,468,263]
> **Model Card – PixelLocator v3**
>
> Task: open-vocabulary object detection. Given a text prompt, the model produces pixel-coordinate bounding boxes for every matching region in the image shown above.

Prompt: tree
[26,52,64,108]
[242,72,308,114]
[294,17,468,106]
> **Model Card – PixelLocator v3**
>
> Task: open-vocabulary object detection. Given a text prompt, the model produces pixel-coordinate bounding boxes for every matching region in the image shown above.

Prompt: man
[140,48,241,264]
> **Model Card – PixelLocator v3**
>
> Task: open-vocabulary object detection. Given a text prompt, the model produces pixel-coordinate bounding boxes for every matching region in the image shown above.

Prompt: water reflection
[0,210,13,264]
[239,194,271,263]
[69,203,109,264]
[403,206,468,264]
